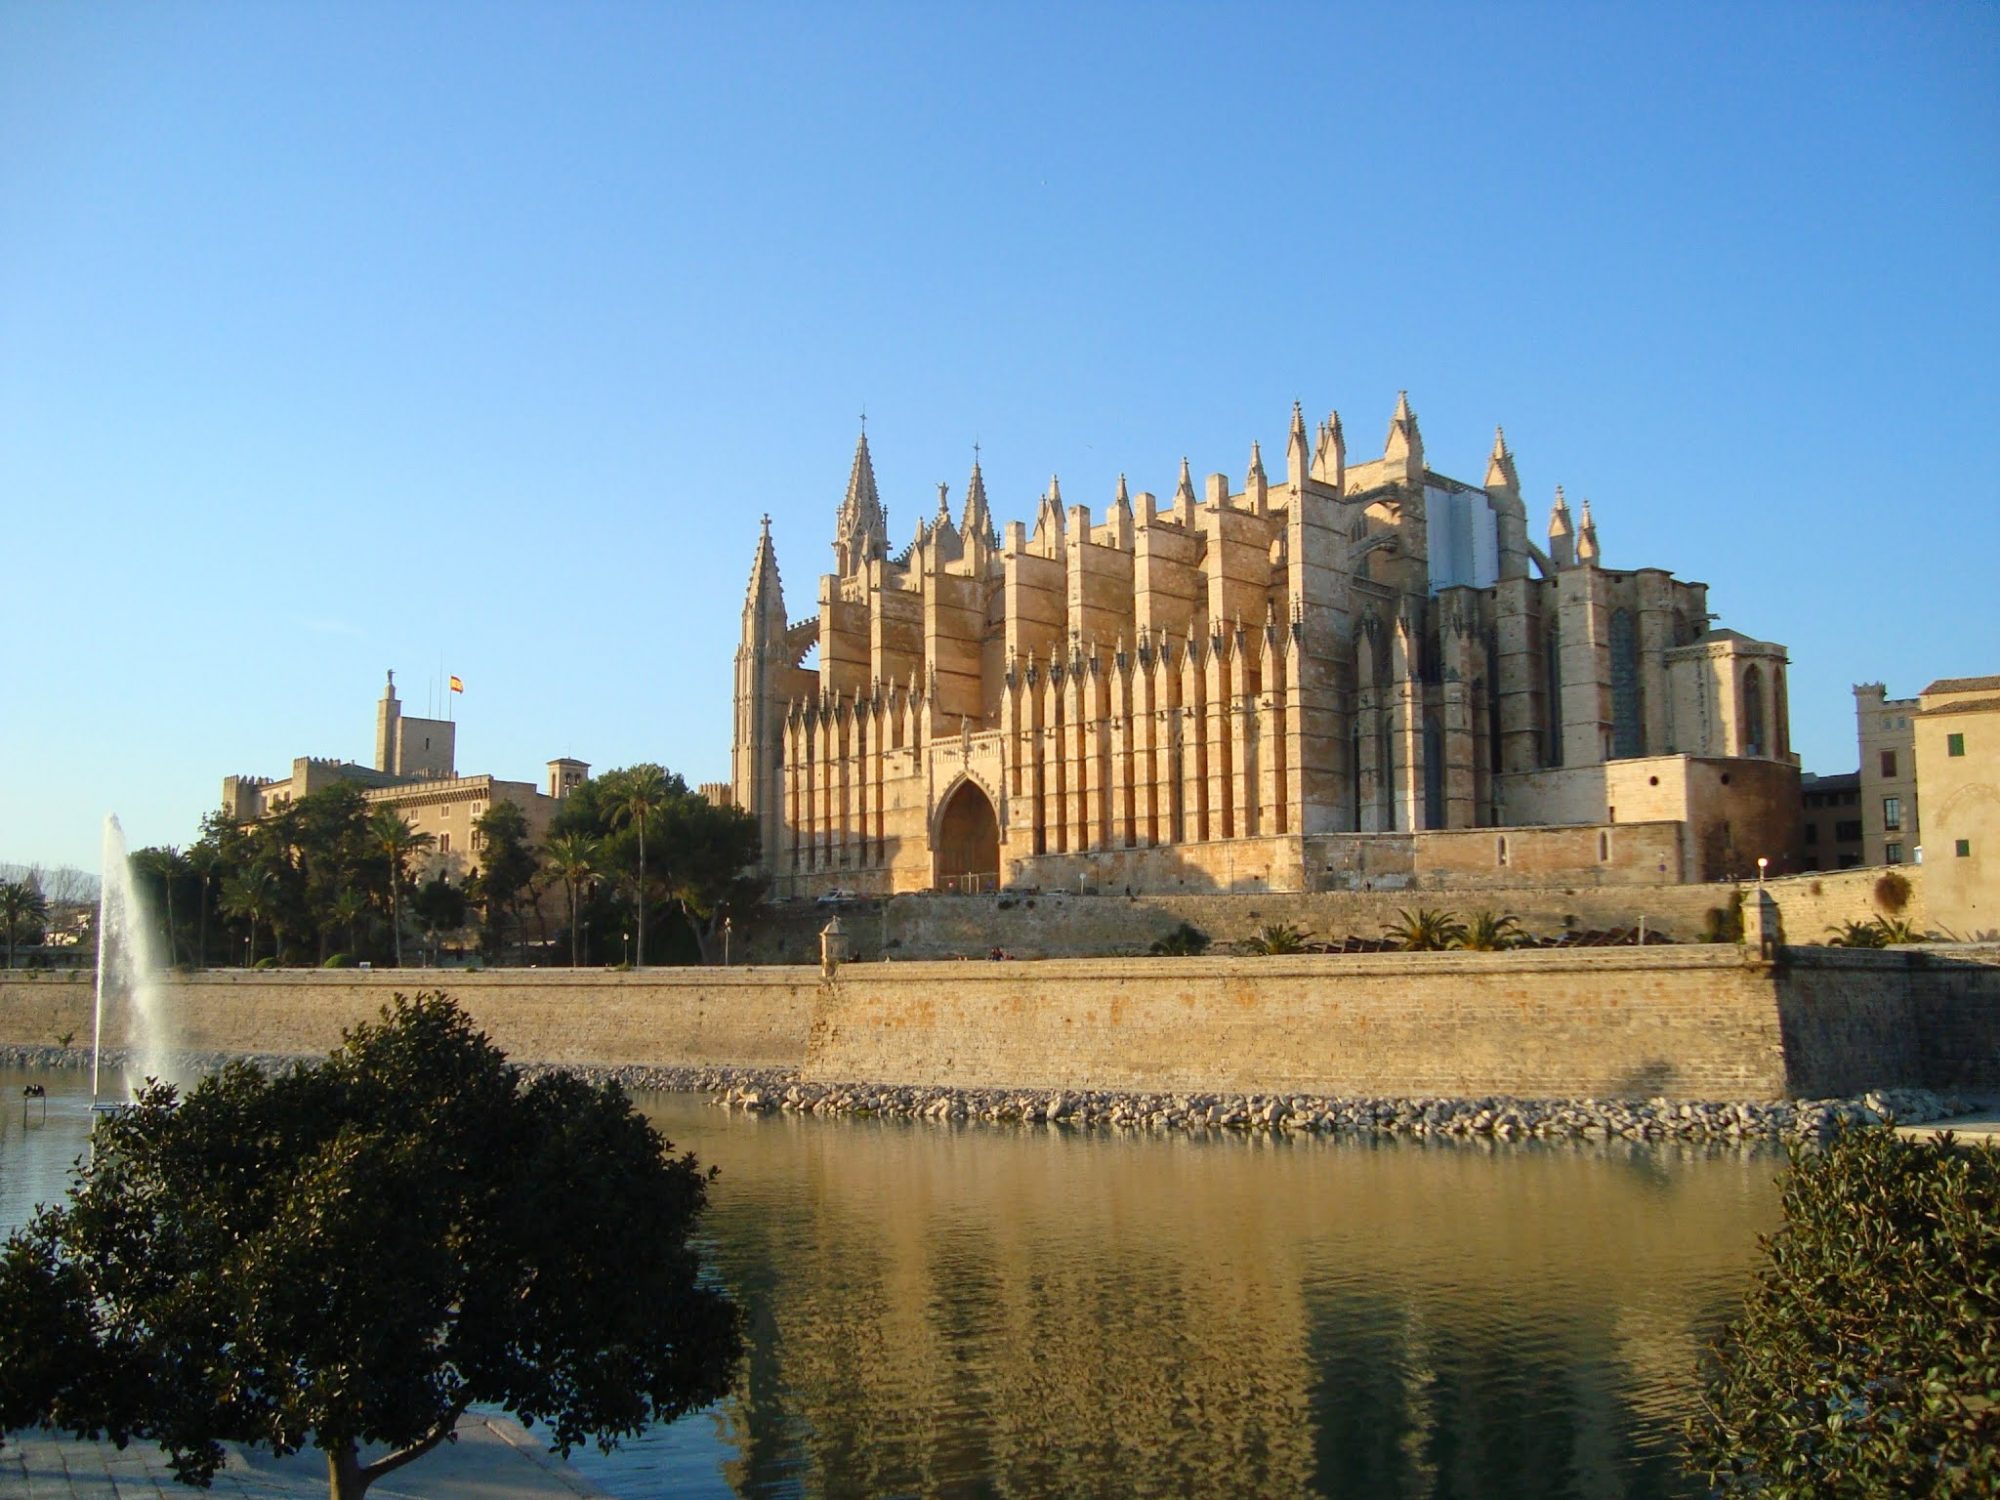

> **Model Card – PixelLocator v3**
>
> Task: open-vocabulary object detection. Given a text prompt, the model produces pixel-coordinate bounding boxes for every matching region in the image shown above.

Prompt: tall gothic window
[1742,664,1765,757]
[1544,619,1564,767]
[1610,608,1643,758]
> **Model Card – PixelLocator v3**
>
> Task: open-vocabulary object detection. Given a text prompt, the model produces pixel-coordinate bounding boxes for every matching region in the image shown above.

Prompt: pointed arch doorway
[934,779,1000,893]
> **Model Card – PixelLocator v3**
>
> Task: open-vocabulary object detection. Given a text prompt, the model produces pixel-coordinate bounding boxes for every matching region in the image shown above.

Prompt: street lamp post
[1757,856,1769,885]
[723,916,732,968]
[622,930,630,967]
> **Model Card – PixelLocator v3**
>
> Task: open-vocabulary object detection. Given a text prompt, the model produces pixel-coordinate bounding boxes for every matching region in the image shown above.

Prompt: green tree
[597,765,671,966]
[543,832,598,968]
[328,886,370,958]
[468,802,536,963]
[131,846,191,967]
[185,839,226,969]
[218,865,281,967]
[0,880,49,970]
[654,796,764,964]
[367,808,434,968]
[1383,907,1467,952]
[0,993,742,1500]
[1686,1126,1998,1496]
[408,874,467,963]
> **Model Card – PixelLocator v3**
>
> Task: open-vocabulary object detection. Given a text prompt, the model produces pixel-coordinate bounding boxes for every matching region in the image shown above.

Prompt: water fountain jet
[91,814,167,1107]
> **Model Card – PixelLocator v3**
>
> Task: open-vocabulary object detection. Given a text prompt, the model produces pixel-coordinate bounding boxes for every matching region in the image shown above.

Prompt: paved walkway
[3,1414,608,1499]
[1895,1099,2000,1147]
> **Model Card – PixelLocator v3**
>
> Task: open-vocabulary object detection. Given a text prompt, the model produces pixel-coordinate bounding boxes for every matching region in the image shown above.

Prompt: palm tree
[1244,922,1310,955]
[1383,907,1467,952]
[186,842,224,969]
[543,832,598,968]
[0,879,49,970]
[1824,919,1887,949]
[329,886,370,958]
[368,808,435,968]
[1456,911,1526,952]
[599,765,669,967]
[219,866,280,966]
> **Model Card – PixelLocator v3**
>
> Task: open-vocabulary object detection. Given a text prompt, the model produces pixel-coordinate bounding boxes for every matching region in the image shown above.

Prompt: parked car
[815,888,856,906]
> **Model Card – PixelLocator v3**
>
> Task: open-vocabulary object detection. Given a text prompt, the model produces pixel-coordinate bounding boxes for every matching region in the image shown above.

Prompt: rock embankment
[704,1078,1975,1144]
[10,1046,1973,1146]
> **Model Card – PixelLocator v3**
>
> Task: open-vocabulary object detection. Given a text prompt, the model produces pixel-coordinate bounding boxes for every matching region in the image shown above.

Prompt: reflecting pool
[0,1068,1780,1498]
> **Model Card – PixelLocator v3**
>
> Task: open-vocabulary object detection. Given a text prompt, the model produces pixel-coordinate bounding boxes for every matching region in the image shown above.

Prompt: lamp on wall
[1757,856,1769,884]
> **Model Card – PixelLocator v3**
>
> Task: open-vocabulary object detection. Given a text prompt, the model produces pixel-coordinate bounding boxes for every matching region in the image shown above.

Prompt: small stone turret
[1286,400,1310,489]
[1486,426,1531,580]
[1576,498,1599,566]
[1383,391,1423,486]
[1548,486,1575,570]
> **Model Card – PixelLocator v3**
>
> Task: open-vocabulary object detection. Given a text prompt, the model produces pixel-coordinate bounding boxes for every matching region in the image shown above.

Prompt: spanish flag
[449,675,464,693]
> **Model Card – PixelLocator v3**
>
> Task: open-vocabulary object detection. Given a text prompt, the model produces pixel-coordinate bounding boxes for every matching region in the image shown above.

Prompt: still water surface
[0,1066,1779,1498]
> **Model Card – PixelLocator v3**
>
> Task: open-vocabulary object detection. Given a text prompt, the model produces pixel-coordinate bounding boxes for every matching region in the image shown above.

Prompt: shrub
[1686,1126,1999,1496]
[321,953,353,969]
[253,956,279,970]
[1874,870,1912,915]
[1149,921,1211,957]
[1703,891,1746,944]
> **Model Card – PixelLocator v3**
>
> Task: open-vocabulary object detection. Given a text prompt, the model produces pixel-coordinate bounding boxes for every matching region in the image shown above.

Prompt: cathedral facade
[733,396,1801,897]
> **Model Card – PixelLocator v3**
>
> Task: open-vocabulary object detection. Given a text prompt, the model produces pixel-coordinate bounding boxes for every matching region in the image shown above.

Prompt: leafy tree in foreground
[1685,1126,1998,1497]
[0,992,742,1500]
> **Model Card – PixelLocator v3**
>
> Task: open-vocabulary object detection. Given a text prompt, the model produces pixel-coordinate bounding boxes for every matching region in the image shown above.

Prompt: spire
[1287,400,1309,487]
[1485,426,1519,496]
[1313,410,1346,487]
[1173,455,1196,512]
[1383,390,1423,481]
[743,512,788,636]
[1248,439,1266,482]
[1548,485,1575,570]
[1576,498,1599,565]
[1115,472,1130,508]
[835,428,888,575]
[960,451,993,546]
[1246,439,1268,513]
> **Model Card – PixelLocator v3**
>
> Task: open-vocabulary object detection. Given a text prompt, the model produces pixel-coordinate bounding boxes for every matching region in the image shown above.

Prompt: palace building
[733,396,1801,897]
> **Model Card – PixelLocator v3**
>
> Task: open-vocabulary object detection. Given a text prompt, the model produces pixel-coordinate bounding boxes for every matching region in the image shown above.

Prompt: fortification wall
[745,872,1926,965]
[5,945,1992,1100]
[0,969,816,1073]
[802,948,1793,1098]
[1753,865,1929,944]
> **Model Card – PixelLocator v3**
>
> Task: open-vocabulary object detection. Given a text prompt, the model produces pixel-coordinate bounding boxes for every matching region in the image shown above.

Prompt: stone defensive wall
[3,939,1994,1101]
[737,867,1922,966]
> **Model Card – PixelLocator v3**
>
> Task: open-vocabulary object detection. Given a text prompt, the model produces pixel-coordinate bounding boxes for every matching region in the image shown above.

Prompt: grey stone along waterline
[14,1044,1972,1146]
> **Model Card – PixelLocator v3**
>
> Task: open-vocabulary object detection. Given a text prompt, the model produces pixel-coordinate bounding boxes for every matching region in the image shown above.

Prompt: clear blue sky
[4,3,1996,874]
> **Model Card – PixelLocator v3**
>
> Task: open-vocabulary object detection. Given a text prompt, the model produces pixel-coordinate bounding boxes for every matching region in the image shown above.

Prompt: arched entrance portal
[934,780,1000,893]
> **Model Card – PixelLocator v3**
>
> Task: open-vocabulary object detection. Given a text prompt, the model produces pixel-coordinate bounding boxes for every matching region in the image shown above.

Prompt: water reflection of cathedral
[669,1106,1777,1498]
[735,399,1801,898]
